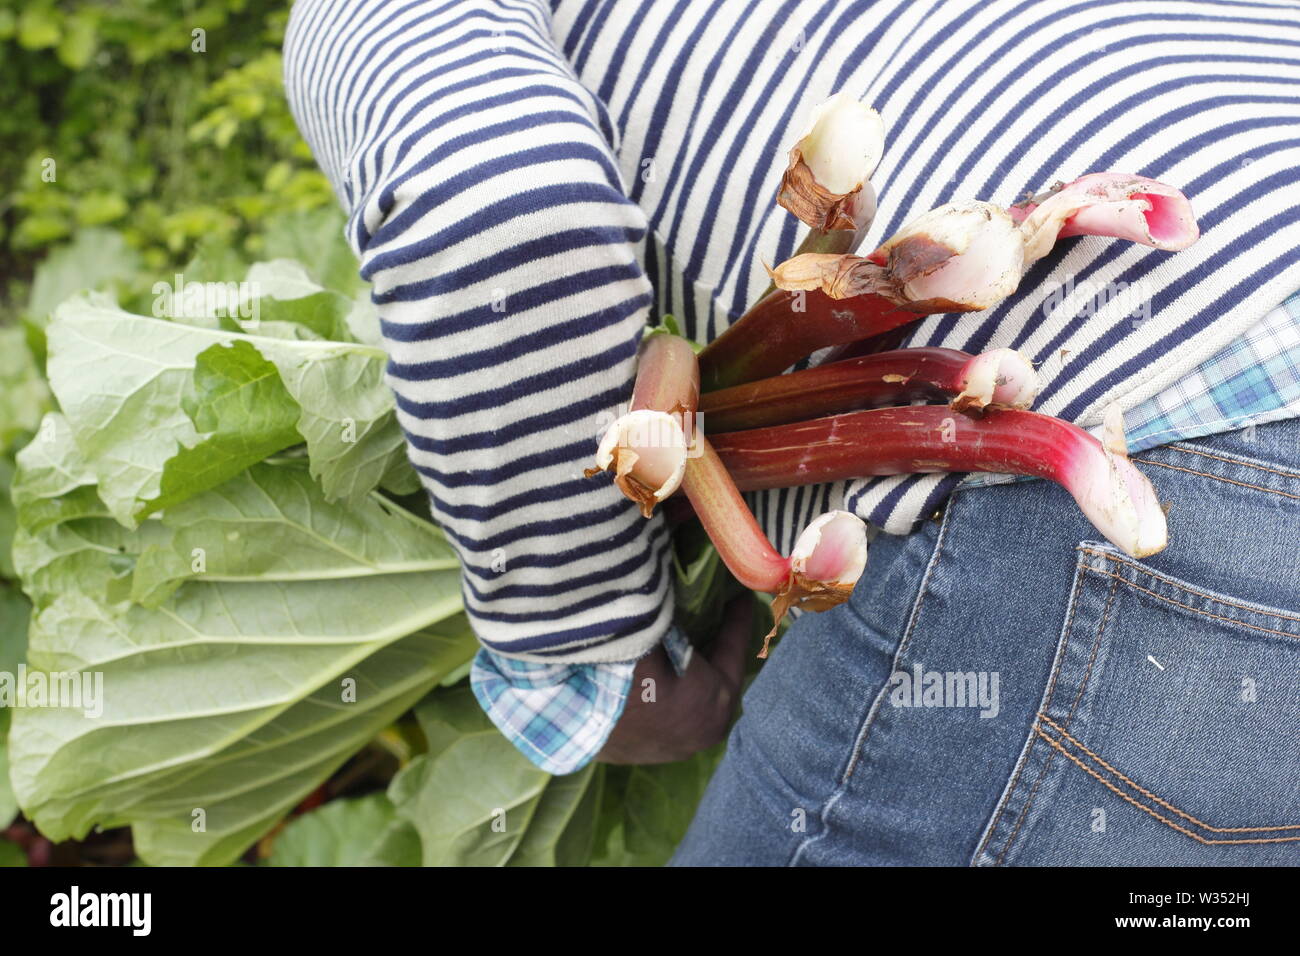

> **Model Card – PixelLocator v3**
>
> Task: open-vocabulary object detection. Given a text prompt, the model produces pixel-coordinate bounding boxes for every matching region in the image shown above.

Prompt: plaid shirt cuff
[470,627,691,774]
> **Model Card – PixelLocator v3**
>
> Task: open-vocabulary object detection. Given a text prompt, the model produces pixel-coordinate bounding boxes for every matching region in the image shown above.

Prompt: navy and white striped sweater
[286,0,1300,765]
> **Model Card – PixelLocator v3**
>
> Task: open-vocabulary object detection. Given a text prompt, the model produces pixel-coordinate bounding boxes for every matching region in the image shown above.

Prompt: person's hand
[598,597,753,764]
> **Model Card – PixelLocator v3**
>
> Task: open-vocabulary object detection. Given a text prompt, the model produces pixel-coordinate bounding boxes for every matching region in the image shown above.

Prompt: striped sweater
[285,0,1300,762]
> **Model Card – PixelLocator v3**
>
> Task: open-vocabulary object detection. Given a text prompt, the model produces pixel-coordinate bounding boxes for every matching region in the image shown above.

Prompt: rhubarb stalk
[715,175,1198,390]
[701,347,1037,431]
[760,93,885,296]
[587,332,699,517]
[1011,173,1199,262]
[682,437,867,655]
[697,287,919,391]
[588,332,869,651]
[681,437,863,655]
[701,200,1028,391]
[710,404,1167,558]
[777,92,884,234]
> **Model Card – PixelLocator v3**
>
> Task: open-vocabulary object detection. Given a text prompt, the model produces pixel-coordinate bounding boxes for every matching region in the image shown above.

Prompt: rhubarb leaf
[26,228,143,326]
[266,793,420,867]
[9,413,109,539]
[506,763,602,867]
[45,293,405,523]
[0,458,18,579]
[7,455,473,867]
[0,327,52,454]
[150,340,303,517]
[591,748,723,867]
[130,462,458,607]
[0,710,16,828]
[262,208,365,298]
[388,687,551,866]
[387,688,604,867]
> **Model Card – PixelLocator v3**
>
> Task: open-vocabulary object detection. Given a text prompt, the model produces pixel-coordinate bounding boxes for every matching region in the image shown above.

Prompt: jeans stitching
[1033,728,1300,846]
[1166,441,1300,480]
[787,503,956,866]
[1086,570,1300,642]
[841,505,955,784]
[996,571,1118,865]
[1132,457,1300,501]
[1038,714,1300,832]
[973,552,1089,862]
[1079,547,1300,626]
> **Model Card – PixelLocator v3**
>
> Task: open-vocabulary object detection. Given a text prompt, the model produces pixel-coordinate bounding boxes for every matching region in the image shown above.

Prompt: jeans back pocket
[974,542,1300,866]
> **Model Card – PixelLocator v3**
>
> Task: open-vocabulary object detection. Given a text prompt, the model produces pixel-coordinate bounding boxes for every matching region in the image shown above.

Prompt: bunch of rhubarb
[589,94,1196,656]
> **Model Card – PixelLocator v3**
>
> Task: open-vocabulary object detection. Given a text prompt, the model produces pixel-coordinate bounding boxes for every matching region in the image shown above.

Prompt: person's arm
[284,0,698,770]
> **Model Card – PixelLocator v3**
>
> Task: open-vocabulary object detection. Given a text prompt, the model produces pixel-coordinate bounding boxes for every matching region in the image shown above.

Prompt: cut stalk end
[588,409,688,517]
[951,347,1039,415]
[760,510,868,658]
[778,92,885,231]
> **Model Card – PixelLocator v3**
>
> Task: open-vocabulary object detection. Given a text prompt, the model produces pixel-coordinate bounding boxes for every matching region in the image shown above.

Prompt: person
[285,0,1300,864]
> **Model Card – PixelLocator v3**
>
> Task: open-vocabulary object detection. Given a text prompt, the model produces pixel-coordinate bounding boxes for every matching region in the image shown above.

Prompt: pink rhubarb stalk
[724,174,1197,389]
[710,404,1167,558]
[700,347,1037,431]
[684,437,867,654]
[1011,173,1199,262]
[702,199,1027,391]
[697,287,919,391]
[588,333,868,650]
[587,332,699,517]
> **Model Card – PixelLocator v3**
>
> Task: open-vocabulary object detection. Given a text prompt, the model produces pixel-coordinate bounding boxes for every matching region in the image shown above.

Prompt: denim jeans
[673,420,1300,866]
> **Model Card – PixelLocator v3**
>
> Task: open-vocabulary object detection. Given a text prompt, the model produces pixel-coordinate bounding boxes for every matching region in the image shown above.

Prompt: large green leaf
[0,580,29,827]
[387,688,608,867]
[388,688,552,866]
[127,622,470,867]
[261,207,365,298]
[45,293,407,525]
[266,792,420,867]
[8,452,473,866]
[25,229,144,327]
[0,327,52,455]
[0,709,17,828]
[0,583,28,672]
[506,763,602,867]
[9,413,113,536]
[591,748,724,867]
[130,463,457,607]
[150,340,303,516]
[0,458,18,579]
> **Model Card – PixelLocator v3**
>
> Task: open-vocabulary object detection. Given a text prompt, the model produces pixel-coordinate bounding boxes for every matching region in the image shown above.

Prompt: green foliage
[0,0,332,319]
[0,836,24,867]
[266,793,422,867]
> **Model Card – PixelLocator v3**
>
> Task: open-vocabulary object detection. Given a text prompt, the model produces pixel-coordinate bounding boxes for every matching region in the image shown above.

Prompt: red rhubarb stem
[681,436,791,593]
[700,347,975,432]
[710,406,1166,557]
[697,288,919,391]
[712,406,1082,488]
[631,331,700,418]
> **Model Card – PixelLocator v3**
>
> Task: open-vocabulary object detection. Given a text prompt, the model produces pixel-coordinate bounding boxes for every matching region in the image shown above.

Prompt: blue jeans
[673,420,1300,866]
